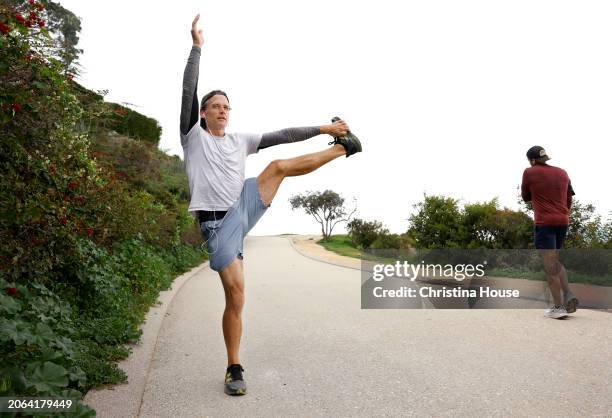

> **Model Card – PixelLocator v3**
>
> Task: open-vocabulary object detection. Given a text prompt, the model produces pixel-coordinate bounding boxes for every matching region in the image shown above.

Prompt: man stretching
[180,14,362,395]
[521,146,578,319]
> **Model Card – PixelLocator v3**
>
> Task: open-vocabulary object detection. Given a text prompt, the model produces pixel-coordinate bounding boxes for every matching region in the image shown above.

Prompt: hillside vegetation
[1,1,203,415]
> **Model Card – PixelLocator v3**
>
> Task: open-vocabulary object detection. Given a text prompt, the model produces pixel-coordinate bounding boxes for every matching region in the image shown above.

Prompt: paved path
[137,236,611,417]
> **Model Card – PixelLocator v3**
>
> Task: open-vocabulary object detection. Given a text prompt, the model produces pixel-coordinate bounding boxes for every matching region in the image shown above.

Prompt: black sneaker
[564,294,579,314]
[224,364,247,396]
[328,117,362,158]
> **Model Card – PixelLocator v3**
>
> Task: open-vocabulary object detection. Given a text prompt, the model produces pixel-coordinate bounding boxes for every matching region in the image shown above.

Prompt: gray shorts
[199,177,268,272]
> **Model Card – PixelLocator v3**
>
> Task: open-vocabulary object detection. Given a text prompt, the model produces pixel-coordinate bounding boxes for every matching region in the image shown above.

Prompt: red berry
[60,218,68,225]
[6,287,17,296]
[29,11,38,20]
[38,19,45,28]
[37,4,44,11]
[0,23,10,34]
[68,181,77,190]
[15,14,26,24]
[11,103,22,112]
[28,0,35,5]
[86,228,94,237]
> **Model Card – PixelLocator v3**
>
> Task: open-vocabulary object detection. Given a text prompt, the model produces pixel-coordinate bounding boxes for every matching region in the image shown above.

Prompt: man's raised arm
[180,14,204,136]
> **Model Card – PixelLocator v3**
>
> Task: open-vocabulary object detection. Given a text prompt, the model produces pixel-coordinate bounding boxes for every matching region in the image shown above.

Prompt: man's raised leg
[257,144,346,206]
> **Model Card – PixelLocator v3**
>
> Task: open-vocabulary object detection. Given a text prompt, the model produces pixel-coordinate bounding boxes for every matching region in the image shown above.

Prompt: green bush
[0,277,95,417]
[371,233,414,250]
[565,201,612,248]
[408,195,533,249]
[107,104,162,145]
[347,218,387,249]
[407,195,466,249]
[463,200,532,249]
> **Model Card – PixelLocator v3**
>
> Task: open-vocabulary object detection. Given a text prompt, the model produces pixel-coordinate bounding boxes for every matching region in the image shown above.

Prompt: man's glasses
[209,103,232,112]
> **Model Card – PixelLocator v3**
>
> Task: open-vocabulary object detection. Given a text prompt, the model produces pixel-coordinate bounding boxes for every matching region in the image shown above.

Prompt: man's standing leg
[218,258,244,365]
[541,250,564,307]
[218,258,248,395]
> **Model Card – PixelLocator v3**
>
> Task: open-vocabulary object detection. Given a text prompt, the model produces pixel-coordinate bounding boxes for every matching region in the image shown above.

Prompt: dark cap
[526,145,550,161]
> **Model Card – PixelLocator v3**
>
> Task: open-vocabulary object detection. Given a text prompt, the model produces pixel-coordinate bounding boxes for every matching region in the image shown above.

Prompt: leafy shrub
[408,196,533,249]
[463,200,532,249]
[407,195,466,249]
[347,218,387,249]
[371,233,414,250]
[0,277,95,417]
[107,103,162,145]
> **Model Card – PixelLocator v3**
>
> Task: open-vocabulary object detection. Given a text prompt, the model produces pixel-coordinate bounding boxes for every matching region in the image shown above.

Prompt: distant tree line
[291,190,612,250]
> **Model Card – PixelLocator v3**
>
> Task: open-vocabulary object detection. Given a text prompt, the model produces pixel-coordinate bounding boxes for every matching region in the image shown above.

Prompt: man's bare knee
[257,160,288,208]
[220,276,244,310]
[218,258,244,309]
[265,159,287,178]
[225,288,244,313]
[543,260,560,276]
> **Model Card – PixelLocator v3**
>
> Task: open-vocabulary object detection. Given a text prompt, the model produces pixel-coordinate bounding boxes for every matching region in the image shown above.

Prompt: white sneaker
[544,305,568,319]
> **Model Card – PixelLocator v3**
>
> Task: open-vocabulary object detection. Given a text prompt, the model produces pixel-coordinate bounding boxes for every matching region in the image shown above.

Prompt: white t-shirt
[181,124,262,212]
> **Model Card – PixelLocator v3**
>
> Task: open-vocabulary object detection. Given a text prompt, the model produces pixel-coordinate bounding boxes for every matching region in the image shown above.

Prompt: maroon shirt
[521,164,574,226]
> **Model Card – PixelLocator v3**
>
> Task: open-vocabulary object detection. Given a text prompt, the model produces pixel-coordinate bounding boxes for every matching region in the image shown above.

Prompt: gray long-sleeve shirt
[180,46,322,212]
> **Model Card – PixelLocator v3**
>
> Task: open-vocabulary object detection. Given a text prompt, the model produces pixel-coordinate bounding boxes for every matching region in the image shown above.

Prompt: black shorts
[534,225,568,250]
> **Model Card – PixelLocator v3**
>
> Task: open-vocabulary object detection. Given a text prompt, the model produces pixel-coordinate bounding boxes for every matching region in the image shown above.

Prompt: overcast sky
[61,0,612,236]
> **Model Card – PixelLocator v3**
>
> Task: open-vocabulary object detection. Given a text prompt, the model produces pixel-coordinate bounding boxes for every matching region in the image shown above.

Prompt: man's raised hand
[191,14,204,47]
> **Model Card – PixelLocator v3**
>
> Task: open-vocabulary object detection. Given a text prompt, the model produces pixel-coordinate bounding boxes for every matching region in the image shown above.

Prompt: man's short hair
[200,90,229,111]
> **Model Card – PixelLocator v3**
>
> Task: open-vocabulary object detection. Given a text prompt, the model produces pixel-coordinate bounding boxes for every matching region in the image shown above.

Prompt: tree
[463,199,532,248]
[565,201,607,248]
[3,0,83,72]
[462,199,499,247]
[346,218,386,249]
[46,0,83,70]
[289,190,356,240]
[481,209,533,249]
[407,194,466,248]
